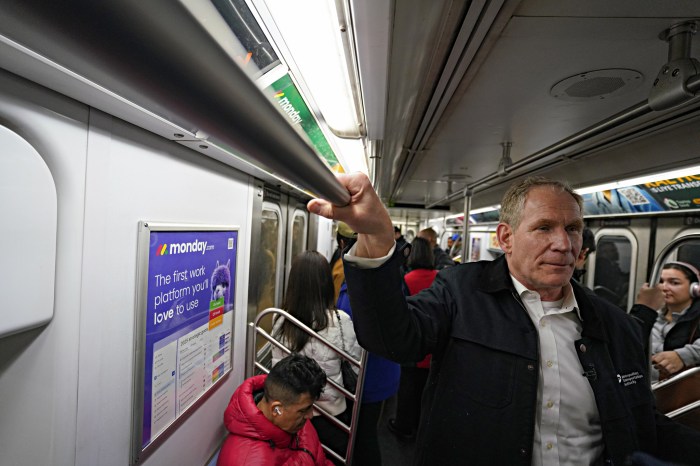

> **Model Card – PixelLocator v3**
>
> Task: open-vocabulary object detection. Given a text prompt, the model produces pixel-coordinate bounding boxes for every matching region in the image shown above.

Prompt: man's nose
[551,228,572,251]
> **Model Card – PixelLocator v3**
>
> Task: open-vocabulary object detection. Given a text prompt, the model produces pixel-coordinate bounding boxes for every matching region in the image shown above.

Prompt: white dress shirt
[512,278,603,466]
[345,243,605,465]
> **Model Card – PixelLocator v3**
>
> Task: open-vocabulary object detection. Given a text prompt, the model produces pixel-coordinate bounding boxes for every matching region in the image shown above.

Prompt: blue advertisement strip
[141,229,237,448]
[583,175,700,215]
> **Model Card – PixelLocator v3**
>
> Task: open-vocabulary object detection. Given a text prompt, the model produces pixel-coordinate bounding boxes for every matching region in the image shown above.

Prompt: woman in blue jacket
[337,281,400,466]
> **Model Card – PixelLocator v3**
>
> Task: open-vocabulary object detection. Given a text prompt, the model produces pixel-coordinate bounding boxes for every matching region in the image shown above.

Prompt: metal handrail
[652,366,700,392]
[0,0,351,207]
[666,399,700,419]
[246,308,367,465]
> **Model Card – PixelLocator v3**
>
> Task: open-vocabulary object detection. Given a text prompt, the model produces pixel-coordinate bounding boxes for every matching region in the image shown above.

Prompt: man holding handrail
[307,173,700,466]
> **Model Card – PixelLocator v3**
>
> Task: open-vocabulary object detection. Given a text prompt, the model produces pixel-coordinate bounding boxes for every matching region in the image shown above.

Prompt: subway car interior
[1,0,700,465]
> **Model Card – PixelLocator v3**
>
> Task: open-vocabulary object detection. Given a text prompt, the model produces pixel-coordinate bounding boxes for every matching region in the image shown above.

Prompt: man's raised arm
[307,173,395,259]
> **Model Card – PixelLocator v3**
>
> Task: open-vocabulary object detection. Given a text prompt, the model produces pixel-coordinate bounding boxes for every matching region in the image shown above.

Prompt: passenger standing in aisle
[335,221,401,466]
[270,250,362,462]
[387,237,437,442]
[631,261,700,382]
[307,173,700,466]
[572,227,596,286]
[394,226,407,250]
[331,222,357,303]
[416,227,454,269]
[337,282,400,466]
[217,353,333,466]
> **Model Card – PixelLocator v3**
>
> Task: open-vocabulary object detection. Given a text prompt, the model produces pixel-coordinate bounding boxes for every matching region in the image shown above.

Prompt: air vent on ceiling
[550,69,644,101]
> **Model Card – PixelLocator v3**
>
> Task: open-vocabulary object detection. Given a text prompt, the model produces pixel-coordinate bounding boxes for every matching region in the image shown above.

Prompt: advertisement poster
[470,237,481,262]
[137,226,237,451]
[640,176,700,211]
[583,175,700,215]
[268,73,345,173]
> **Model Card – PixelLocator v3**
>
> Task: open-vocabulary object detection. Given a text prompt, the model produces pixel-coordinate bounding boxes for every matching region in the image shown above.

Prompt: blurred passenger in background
[270,251,362,462]
[331,222,358,303]
[631,261,700,382]
[417,227,454,270]
[594,240,627,306]
[218,353,332,466]
[337,225,401,466]
[446,233,461,257]
[573,227,596,285]
[394,225,407,250]
[388,237,437,442]
[337,282,400,466]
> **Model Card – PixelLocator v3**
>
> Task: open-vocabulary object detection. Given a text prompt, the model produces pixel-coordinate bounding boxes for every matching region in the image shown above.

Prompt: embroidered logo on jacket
[617,371,644,386]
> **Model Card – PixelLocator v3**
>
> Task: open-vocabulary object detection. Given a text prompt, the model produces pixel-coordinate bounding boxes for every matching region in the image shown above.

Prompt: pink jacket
[217,375,332,466]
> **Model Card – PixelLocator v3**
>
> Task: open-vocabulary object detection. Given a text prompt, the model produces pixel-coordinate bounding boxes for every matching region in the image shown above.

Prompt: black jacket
[345,250,700,466]
[432,245,454,270]
[630,300,700,356]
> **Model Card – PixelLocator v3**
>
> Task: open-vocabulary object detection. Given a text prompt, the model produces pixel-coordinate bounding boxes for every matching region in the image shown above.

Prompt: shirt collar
[510,275,583,321]
[659,304,691,322]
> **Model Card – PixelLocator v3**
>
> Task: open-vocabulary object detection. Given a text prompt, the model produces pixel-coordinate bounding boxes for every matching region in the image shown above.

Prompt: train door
[650,233,700,280]
[248,186,308,351]
[258,201,285,313]
[285,203,309,286]
[654,217,700,266]
[588,228,639,310]
[465,224,500,263]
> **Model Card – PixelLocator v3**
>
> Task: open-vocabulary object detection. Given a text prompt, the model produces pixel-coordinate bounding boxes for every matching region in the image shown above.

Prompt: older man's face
[497,186,583,301]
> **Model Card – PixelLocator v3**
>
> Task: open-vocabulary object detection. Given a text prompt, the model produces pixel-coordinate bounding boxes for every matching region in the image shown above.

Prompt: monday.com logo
[156,239,208,256]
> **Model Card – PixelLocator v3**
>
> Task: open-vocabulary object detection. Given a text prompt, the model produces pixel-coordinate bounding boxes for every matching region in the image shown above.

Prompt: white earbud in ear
[274,407,282,415]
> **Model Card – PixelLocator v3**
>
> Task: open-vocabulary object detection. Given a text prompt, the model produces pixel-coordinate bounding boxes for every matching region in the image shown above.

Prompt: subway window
[255,204,283,345]
[285,209,308,283]
[593,234,636,309]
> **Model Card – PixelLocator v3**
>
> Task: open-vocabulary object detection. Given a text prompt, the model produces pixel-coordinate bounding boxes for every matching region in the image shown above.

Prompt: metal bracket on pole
[461,189,472,261]
[497,142,513,176]
[648,21,700,111]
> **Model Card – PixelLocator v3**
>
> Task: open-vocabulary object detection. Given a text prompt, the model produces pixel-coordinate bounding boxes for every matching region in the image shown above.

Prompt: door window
[592,232,637,309]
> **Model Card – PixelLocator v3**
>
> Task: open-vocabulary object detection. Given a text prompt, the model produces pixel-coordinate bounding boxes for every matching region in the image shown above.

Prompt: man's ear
[496,223,513,253]
[271,402,283,416]
[577,247,589,261]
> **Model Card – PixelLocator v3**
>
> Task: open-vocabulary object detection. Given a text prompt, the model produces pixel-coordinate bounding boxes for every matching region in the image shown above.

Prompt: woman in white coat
[270,250,362,462]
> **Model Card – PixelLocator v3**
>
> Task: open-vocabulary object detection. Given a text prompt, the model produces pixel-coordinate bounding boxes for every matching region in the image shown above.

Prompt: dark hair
[331,234,357,267]
[582,228,596,256]
[663,262,699,285]
[264,353,326,403]
[408,237,434,270]
[394,226,401,233]
[281,251,334,351]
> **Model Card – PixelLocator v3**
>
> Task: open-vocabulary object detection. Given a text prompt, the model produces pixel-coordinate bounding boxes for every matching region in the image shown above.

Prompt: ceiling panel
[378,0,700,211]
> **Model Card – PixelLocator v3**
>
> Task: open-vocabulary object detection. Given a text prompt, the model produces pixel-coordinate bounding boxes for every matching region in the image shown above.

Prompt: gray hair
[499,177,583,230]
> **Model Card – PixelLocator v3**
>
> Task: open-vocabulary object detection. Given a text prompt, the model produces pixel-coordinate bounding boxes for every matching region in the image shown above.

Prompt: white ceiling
[369,0,700,220]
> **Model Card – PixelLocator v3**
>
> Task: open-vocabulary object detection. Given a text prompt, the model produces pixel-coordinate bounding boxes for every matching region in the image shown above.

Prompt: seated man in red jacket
[217,353,333,466]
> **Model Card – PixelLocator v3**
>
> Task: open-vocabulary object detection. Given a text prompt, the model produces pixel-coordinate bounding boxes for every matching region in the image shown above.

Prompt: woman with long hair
[631,260,700,382]
[270,250,361,462]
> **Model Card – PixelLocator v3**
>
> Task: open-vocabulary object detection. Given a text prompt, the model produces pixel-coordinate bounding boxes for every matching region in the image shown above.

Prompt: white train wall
[0,69,253,466]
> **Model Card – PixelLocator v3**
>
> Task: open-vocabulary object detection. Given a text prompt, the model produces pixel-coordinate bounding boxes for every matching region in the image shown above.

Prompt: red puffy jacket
[217,375,332,466]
